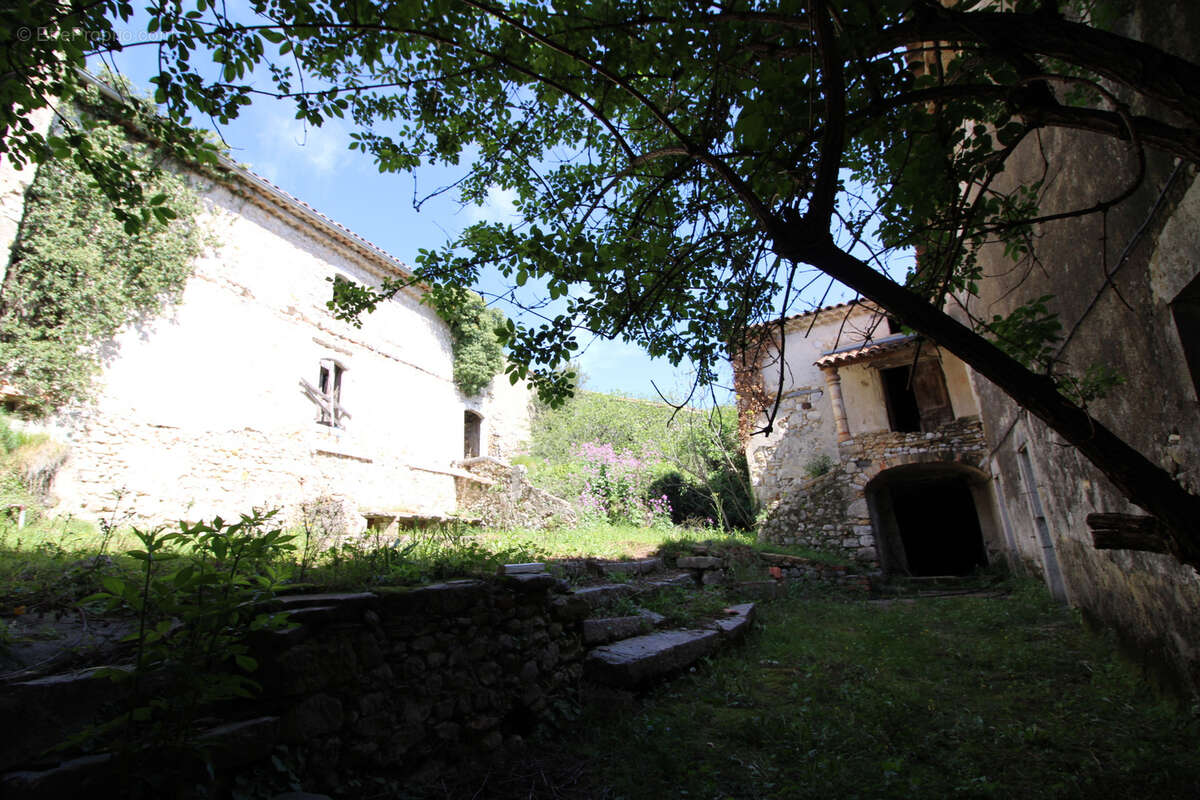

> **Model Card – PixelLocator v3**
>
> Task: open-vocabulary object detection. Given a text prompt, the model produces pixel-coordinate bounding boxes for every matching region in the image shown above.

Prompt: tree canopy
[3,0,1200,564]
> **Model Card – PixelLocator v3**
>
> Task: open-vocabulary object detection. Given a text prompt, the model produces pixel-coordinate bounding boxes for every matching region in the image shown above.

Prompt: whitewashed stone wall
[744,303,888,505]
[0,107,52,290]
[13,166,532,526]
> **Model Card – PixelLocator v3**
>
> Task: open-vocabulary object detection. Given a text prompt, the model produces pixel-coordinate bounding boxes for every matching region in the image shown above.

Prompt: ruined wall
[962,0,1200,695]
[745,303,881,504]
[455,457,577,529]
[467,370,533,462]
[0,578,587,796]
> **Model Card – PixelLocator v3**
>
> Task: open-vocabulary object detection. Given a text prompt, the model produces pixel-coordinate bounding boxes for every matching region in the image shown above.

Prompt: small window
[301,358,350,428]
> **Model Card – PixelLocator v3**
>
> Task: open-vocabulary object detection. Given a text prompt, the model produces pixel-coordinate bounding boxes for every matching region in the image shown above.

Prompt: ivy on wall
[0,100,207,416]
[425,286,507,396]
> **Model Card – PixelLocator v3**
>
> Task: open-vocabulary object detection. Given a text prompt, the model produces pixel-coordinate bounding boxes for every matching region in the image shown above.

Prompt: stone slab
[640,573,697,591]
[581,615,654,646]
[706,603,756,641]
[499,563,546,575]
[572,584,637,609]
[584,628,721,689]
[676,556,722,569]
[590,557,663,577]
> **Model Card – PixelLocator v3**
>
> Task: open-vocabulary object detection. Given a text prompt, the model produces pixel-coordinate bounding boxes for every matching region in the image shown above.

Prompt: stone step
[572,583,638,609]
[581,609,667,646]
[636,572,696,592]
[588,557,664,578]
[583,603,755,689]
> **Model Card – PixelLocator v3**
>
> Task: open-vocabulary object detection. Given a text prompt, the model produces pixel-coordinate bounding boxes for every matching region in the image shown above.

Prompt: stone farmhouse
[735,302,1003,579]
[737,0,1200,694]
[0,101,533,532]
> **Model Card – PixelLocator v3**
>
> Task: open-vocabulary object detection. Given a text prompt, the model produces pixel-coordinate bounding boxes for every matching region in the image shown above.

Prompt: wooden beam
[1088,513,1172,554]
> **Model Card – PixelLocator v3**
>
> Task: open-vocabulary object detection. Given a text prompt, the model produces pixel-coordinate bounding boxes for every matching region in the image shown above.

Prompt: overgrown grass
[416,580,1200,799]
[0,516,855,615]
[478,521,754,560]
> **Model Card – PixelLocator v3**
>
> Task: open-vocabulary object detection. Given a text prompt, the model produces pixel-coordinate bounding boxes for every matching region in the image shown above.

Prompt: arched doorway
[866,463,991,577]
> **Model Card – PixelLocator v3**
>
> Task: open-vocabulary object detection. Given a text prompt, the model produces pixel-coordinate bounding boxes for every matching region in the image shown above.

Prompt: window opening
[881,366,922,432]
[301,358,350,428]
[881,360,953,433]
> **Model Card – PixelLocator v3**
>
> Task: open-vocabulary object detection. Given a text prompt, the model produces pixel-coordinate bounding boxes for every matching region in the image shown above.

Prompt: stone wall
[455,457,578,529]
[758,418,988,569]
[7,155,533,527]
[0,577,589,796]
[0,107,52,290]
[959,0,1200,696]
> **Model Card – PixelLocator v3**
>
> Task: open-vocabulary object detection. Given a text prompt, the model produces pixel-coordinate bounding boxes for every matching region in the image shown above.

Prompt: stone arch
[864,461,999,577]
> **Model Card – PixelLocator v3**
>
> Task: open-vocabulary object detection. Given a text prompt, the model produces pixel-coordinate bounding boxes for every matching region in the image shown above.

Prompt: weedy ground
[405,580,1200,800]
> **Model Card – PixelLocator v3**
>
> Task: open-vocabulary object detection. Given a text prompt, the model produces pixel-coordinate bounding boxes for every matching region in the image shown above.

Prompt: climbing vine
[0,88,207,416]
[425,286,507,396]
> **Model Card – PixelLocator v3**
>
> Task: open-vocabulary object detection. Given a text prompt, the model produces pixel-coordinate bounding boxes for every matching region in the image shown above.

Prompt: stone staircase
[503,557,757,692]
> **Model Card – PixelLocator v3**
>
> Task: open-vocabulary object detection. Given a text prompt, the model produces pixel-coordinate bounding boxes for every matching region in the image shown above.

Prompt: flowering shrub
[575,441,672,527]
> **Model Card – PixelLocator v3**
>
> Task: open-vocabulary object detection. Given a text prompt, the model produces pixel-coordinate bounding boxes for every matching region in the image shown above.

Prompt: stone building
[737,301,1006,576]
[0,104,532,530]
[737,0,1200,694]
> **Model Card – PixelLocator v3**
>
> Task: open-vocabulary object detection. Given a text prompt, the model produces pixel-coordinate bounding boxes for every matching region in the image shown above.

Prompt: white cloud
[250,101,351,180]
[467,184,519,224]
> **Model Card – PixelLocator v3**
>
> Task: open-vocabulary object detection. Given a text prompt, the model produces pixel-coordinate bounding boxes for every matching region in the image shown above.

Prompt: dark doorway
[881,366,921,432]
[868,465,989,577]
[464,411,482,458]
[1172,272,1200,400]
[881,360,954,433]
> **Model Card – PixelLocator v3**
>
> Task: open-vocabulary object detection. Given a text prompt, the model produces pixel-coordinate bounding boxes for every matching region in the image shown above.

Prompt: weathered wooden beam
[1088,513,1172,554]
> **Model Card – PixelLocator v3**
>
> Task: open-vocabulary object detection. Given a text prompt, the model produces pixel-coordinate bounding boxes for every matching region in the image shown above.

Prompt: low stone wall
[674,546,872,593]
[758,418,987,570]
[0,576,589,797]
[455,457,577,529]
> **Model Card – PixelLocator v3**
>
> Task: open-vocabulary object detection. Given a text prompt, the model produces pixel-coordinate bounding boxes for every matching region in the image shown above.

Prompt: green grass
[477,521,754,561]
[414,580,1200,799]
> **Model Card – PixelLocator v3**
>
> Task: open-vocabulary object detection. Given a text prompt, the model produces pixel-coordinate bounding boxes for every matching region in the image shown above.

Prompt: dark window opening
[885,316,902,335]
[464,411,482,459]
[881,360,953,433]
[869,468,988,577]
[1171,273,1200,400]
[881,366,922,432]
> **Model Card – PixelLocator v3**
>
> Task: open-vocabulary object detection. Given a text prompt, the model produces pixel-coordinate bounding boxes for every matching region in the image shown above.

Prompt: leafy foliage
[0,91,206,415]
[525,390,755,529]
[4,1,1199,552]
[79,511,295,774]
[429,286,508,396]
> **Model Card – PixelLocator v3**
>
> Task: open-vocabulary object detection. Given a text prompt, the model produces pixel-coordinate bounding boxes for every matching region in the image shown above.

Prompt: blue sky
[92,15,868,404]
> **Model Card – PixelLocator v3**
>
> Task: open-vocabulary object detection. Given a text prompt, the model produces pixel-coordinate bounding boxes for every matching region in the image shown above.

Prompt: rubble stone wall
[455,458,578,529]
[0,578,588,795]
[758,418,988,569]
